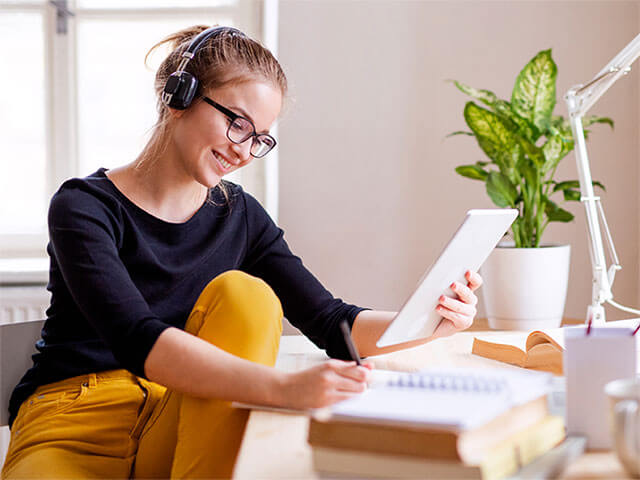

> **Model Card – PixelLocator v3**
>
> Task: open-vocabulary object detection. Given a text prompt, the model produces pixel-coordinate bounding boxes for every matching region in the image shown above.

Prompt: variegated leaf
[511,50,557,132]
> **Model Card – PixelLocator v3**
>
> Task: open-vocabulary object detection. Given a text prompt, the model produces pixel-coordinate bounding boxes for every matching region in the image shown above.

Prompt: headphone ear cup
[163,71,199,110]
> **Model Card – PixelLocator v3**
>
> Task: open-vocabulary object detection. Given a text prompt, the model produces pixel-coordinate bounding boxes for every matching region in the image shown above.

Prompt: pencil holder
[564,326,637,449]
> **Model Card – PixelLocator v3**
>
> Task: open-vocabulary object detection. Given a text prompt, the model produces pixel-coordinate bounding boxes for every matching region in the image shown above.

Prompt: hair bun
[168,24,212,50]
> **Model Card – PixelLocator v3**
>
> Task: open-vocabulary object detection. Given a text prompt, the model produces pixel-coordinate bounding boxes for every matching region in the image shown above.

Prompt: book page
[529,319,640,351]
[473,332,529,351]
[526,328,565,351]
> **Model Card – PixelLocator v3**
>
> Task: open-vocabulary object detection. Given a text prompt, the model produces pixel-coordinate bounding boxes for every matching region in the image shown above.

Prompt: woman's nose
[231,139,252,162]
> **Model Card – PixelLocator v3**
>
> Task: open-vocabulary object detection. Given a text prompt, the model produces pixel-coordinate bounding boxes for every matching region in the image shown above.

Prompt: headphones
[161,26,244,110]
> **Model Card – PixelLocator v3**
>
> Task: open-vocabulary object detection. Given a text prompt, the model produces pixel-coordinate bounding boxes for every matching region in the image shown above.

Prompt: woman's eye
[231,119,249,132]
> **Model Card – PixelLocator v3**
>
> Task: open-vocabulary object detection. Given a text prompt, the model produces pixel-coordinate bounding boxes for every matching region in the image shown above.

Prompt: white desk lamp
[565,33,640,324]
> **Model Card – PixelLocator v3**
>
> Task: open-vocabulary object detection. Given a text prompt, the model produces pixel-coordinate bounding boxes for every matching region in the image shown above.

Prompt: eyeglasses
[201,96,277,158]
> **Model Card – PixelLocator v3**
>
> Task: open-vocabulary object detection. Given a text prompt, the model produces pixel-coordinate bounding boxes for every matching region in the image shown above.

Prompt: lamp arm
[564,33,640,323]
[568,33,640,117]
[566,115,611,324]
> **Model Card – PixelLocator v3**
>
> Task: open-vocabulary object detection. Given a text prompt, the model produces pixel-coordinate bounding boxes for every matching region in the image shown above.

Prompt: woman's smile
[212,150,233,173]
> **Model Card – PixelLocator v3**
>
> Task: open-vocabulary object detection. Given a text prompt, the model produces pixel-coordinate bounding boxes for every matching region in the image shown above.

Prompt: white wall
[277,0,640,327]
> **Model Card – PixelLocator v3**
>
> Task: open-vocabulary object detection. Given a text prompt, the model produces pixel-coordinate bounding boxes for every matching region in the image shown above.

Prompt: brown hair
[137,25,287,203]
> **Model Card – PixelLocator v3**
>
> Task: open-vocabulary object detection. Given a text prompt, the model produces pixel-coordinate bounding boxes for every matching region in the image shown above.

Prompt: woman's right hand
[277,359,372,409]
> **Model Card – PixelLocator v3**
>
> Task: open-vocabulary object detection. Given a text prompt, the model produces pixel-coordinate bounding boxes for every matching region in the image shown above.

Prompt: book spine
[310,417,565,480]
[312,447,484,479]
[308,419,462,461]
[479,416,565,478]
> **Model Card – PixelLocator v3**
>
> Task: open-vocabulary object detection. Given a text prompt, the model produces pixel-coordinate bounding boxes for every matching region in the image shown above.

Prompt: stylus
[340,319,362,366]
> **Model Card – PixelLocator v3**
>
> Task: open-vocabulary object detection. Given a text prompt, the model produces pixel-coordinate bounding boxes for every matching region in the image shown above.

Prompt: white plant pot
[480,244,571,330]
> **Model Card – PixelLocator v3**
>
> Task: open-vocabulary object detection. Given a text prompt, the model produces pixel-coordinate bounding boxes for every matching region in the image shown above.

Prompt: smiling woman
[1,24,482,479]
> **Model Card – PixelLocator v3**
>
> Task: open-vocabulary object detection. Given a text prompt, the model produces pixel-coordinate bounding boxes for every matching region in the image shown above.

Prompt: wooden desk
[233,328,629,479]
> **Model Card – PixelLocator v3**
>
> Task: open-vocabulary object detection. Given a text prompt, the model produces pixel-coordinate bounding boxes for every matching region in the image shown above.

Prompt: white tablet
[376,209,518,347]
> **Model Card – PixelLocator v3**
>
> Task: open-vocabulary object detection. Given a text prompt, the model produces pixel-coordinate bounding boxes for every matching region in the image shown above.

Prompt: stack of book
[308,368,565,479]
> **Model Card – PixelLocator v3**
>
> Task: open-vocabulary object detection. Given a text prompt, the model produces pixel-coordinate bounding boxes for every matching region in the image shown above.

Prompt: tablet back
[376,209,517,347]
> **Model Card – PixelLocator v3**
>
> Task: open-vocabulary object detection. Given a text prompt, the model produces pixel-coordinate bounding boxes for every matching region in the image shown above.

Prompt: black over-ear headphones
[161,26,244,110]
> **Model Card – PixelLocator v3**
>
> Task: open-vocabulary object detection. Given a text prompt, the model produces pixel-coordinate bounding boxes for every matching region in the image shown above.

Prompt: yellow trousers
[1,270,283,479]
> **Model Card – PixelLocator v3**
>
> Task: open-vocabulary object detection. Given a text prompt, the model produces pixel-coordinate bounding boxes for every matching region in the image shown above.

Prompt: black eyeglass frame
[201,96,277,158]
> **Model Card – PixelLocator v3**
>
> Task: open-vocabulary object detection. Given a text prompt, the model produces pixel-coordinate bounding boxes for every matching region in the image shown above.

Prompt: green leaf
[563,189,581,201]
[553,180,579,192]
[518,137,545,168]
[553,180,606,193]
[511,50,557,132]
[542,135,574,174]
[493,100,540,142]
[486,171,518,207]
[583,116,614,129]
[549,115,573,139]
[446,131,475,138]
[451,80,498,108]
[521,161,539,190]
[519,160,539,211]
[464,102,518,177]
[544,197,574,222]
[455,165,489,180]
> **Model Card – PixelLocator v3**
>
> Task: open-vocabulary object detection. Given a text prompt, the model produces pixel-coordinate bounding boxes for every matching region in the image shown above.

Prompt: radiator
[0,287,48,324]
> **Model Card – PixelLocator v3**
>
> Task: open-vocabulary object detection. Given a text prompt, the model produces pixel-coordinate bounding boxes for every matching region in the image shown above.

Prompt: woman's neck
[107,150,209,224]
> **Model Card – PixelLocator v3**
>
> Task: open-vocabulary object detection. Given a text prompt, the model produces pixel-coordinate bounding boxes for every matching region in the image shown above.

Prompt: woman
[2,25,481,479]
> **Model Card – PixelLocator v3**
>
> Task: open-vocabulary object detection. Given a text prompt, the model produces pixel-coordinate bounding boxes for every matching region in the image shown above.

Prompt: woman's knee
[189,270,283,339]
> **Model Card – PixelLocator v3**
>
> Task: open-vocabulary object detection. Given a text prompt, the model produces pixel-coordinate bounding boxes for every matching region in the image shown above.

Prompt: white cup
[605,377,640,478]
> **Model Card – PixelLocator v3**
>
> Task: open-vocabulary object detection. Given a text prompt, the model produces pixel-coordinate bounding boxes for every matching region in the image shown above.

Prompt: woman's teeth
[214,151,231,170]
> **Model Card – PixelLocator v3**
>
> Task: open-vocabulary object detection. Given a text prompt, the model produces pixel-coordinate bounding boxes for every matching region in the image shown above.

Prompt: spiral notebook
[327,367,552,431]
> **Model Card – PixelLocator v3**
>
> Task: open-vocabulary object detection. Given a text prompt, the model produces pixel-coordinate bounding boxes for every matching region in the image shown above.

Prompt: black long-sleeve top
[9,168,365,426]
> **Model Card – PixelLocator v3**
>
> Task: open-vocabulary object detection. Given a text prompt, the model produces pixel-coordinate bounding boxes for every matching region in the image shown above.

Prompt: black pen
[340,319,362,365]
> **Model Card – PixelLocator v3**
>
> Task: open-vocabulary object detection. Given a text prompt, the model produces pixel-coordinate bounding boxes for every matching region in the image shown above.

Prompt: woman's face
[170,80,282,188]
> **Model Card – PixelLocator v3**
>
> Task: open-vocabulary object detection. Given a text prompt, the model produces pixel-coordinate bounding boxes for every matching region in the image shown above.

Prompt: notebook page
[330,367,551,431]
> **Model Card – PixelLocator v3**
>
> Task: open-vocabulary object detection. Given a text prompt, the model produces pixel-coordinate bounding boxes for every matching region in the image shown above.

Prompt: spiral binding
[386,372,507,394]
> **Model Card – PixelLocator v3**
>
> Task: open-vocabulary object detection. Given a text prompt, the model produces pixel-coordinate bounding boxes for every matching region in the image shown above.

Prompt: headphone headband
[162,26,244,110]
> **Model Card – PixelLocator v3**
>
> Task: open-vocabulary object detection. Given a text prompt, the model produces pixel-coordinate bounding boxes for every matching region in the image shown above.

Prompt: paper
[330,367,552,431]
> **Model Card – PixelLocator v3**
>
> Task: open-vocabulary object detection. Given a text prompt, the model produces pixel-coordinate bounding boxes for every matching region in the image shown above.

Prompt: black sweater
[9,168,365,426]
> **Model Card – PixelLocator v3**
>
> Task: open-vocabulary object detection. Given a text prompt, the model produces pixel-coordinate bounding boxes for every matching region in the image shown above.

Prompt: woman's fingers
[334,374,368,393]
[337,362,370,383]
[361,360,375,370]
[450,281,478,306]
[465,270,483,291]
[437,280,478,330]
[438,294,476,317]
[326,360,370,391]
[437,304,474,330]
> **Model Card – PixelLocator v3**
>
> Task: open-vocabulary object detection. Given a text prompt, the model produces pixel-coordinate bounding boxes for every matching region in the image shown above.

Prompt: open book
[472,319,640,375]
[472,330,565,375]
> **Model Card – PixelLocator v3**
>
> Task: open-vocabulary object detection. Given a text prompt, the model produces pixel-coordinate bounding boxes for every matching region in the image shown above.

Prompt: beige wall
[277,0,640,331]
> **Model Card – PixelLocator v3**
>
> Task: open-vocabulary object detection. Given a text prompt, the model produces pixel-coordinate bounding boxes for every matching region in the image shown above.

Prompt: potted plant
[450,49,613,330]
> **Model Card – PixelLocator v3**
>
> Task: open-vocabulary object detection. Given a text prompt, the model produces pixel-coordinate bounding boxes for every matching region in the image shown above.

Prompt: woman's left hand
[431,270,482,339]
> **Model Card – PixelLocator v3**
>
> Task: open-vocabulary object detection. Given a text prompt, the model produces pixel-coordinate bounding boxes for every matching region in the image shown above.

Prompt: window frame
[0,0,275,259]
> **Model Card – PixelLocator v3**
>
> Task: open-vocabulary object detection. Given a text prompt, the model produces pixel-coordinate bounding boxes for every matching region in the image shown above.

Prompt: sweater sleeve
[47,183,171,377]
[240,190,368,359]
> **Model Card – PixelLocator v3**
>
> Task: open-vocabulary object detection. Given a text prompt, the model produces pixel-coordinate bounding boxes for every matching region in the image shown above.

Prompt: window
[0,0,275,258]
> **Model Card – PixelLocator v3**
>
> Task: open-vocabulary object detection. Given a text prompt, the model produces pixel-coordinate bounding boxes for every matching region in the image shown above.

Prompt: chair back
[0,320,44,426]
